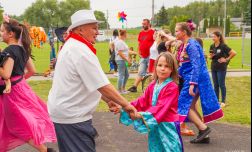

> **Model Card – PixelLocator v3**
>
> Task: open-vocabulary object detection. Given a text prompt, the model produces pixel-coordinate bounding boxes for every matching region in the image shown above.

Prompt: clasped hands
[209,54,228,63]
[107,101,142,120]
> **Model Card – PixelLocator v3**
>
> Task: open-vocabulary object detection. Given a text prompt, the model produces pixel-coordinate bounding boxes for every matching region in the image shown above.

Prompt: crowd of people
[107,13,236,150]
[0,9,237,152]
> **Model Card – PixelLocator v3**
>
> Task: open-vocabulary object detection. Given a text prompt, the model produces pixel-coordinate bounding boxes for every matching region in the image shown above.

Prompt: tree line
[1,0,107,31]
[154,0,251,34]
[0,0,250,33]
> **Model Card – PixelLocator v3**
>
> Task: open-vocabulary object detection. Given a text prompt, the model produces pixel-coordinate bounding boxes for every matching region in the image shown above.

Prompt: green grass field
[28,77,251,125]
[203,38,251,70]
[0,37,251,73]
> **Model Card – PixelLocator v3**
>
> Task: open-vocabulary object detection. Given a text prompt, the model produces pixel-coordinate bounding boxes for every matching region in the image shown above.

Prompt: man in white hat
[48,10,137,152]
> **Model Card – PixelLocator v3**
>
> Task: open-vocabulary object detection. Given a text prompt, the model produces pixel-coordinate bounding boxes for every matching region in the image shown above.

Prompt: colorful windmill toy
[117,11,127,28]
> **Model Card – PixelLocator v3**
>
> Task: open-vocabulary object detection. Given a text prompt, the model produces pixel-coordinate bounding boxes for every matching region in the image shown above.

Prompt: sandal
[180,124,195,136]
[181,129,196,136]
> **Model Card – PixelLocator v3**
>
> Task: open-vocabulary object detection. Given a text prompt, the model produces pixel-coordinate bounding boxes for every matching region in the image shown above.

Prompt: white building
[199,17,243,32]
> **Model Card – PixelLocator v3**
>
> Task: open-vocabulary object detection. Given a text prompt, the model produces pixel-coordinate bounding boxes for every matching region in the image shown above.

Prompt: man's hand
[123,104,138,120]
[107,101,121,114]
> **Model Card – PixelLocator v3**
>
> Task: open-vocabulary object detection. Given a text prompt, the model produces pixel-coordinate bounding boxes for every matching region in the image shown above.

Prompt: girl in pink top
[0,17,56,152]
[120,52,183,152]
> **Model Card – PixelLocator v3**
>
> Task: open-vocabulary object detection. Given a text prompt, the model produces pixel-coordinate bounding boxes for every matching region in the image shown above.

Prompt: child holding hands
[119,52,183,152]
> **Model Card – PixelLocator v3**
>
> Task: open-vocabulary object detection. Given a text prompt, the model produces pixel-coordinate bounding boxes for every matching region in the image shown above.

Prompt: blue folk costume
[177,38,223,123]
[120,78,183,152]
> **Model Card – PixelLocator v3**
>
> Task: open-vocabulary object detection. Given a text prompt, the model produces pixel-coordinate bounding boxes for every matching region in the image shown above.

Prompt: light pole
[151,0,154,25]
[224,0,226,37]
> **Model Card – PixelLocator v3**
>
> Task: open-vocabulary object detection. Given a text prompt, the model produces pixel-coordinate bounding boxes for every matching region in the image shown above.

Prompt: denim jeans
[116,60,129,90]
[211,70,227,103]
[138,57,149,77]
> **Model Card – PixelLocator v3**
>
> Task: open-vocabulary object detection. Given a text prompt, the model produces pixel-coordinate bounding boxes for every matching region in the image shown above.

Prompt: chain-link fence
[241,26,251,67]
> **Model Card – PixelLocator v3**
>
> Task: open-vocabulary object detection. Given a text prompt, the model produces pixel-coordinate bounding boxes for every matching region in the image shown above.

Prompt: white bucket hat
[67,10,102,32]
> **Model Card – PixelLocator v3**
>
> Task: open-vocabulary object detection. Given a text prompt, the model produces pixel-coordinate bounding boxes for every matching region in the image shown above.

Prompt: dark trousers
[54,120,97,152]
[211,70,227,103]
[110,60,118,72]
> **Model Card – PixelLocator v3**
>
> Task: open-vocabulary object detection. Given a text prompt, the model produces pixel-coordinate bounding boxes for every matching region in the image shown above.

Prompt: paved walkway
[11,112,251,152]
[11,70,251,151]
[28,71,251,81]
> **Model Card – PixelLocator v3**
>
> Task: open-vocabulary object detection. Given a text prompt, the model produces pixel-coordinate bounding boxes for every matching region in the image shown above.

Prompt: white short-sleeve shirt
[48,38,110,124]
[149,41,158,60]
[114,39,129,61]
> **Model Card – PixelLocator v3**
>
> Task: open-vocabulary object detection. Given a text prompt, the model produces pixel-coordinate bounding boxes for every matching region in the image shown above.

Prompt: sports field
[0,33,251,73]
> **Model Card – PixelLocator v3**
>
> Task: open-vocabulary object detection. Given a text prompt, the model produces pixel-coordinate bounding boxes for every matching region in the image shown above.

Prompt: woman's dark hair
[143,19,150,24]
[213,31,225,44]
[112,29,119,37]
[195,37,203,47]
[2,19,32,58]
[157,42,167,54]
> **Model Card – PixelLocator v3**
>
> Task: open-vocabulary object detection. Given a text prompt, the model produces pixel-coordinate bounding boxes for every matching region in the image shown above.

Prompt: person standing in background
[115,29,130,94]
[209,31,236,108]
[128,19,154,92]
[109,29,119,76]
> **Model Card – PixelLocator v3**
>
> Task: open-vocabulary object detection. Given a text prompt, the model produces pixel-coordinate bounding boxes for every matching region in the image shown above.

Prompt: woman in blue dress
[175,22,224,143]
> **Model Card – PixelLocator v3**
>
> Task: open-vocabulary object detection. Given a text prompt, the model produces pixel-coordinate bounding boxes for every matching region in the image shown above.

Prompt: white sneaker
[113,73,118,77]
[120,90,129,94]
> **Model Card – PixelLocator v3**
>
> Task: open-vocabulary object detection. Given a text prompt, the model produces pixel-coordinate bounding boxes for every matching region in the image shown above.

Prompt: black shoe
[200,136,210,143]
[190,136,210,144]
[47,148,56,152]
[128,86,137,92]
[190,127,211,144]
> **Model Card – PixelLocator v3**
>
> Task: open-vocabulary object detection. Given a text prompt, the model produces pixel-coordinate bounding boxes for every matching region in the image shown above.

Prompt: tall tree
[203,18,208,33]
[155,0,249,29]
[58,0,90,27]
[0,7,3,23]
[213,17,219,27]
[220,17,224,28]
[225,17,230,36]
[94,10,108,29]
[23,0,60,29]
[169,15,189,34]
[169,16,178,35]
[157,5,168,26]
[21,0,91,29]
[209,16,213,27]
[242,5,251,25]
